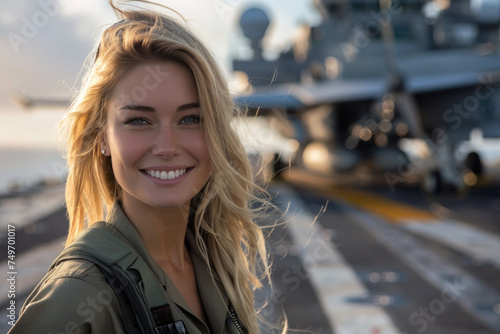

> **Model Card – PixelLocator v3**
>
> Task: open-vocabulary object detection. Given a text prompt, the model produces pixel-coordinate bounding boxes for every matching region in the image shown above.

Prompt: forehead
[109,61,199,108]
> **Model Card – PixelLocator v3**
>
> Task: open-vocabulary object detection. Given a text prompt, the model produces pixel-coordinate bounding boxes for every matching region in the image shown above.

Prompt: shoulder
[39,258,112,298]
[10,259,125,334]
[50,256,105,280]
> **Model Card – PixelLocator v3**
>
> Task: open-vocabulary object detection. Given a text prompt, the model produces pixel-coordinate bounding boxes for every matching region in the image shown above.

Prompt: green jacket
[9,203,245,334]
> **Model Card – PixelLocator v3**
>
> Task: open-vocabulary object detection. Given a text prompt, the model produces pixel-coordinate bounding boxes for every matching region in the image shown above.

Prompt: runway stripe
[332,199,500,333]
[273,183,400,334]
[284,164,500,331]
[282,168,437,223]
[283,168,500,272]
[327,187,436,223]
[401,218,500,268]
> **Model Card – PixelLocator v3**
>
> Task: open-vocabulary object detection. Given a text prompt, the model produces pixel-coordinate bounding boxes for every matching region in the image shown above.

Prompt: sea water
[0,147,66,195]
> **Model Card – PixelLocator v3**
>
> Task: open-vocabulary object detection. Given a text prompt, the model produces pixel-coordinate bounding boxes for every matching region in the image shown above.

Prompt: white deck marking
[338,204,500,333]
[401,218,500,268]
[273,183,400,334]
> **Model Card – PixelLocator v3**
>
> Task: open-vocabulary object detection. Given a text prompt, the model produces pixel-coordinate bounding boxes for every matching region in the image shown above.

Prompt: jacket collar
[186,225,229,334]
[107,201,229,334]
[106,202,168,287]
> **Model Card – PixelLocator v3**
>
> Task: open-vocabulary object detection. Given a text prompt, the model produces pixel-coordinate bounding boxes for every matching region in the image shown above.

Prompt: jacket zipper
[228,304,247,334]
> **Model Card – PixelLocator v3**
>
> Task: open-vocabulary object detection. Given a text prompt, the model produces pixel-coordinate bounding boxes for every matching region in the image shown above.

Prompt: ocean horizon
[0,147,67,196]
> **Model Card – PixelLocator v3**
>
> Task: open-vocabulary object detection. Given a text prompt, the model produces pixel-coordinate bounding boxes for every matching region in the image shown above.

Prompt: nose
[151,127,180,158]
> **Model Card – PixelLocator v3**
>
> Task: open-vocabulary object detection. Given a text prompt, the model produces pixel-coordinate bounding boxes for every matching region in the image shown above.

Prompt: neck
[121,196,191,269]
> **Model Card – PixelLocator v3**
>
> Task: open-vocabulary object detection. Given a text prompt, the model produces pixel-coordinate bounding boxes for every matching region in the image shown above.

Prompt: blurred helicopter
[233,0,500,193]
[14,0,500,192]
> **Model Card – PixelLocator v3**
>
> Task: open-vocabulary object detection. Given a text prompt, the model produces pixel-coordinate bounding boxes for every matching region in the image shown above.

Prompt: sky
[0,0,321,148]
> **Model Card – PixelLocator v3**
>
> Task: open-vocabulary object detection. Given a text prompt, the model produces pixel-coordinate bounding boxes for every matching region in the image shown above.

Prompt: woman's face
[102,61,212,210]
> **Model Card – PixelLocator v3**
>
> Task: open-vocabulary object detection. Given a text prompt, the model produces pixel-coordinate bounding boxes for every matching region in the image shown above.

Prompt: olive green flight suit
[9,203,245,334]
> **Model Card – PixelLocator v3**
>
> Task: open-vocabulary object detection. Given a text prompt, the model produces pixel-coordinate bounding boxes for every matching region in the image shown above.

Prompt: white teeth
[145,169,187,180]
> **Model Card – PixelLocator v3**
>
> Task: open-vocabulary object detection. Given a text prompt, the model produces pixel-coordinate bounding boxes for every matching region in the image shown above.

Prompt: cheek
[186,132,211,165]
[197,133,211,163]
[108,130,144,166]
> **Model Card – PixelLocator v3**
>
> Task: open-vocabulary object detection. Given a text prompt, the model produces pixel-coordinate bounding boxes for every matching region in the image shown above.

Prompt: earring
[101,149,106,155]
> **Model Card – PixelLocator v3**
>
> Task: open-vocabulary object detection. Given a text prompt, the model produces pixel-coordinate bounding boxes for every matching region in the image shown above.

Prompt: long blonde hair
[60,1,276,332]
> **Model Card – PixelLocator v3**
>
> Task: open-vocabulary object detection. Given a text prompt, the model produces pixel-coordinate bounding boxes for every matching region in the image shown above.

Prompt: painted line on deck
[282,168,437,223]
[273,183,400,334]
[284,169,500,270]
[401,218,500,269]
[331,198,500,333]
[326,185,500,271]
[327,187,436,223]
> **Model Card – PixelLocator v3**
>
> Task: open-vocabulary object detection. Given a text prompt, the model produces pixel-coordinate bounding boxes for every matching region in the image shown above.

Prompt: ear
[100,132,110,156]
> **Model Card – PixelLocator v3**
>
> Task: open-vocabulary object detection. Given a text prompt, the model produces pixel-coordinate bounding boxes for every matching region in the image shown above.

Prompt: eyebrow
[119,102,200,112]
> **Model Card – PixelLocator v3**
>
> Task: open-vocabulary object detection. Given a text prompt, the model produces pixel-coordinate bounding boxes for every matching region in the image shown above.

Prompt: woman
[10,1,277,333]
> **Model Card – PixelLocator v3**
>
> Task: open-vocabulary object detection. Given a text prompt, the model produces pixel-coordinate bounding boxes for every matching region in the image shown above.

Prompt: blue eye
[124,117,149,126]
[181,115,201,124]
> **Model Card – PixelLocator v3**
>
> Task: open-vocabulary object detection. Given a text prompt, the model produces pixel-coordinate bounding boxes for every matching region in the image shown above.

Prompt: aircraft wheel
[421,170,442,195]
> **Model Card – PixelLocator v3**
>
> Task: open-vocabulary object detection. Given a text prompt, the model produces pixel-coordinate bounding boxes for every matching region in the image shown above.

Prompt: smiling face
[102,61,212,213]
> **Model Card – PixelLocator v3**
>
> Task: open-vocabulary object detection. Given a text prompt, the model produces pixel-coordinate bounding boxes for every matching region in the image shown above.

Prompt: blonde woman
[10,1,277,333]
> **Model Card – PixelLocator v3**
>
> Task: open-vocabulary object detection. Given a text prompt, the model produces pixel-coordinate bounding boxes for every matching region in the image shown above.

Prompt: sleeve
[8,269,126,334]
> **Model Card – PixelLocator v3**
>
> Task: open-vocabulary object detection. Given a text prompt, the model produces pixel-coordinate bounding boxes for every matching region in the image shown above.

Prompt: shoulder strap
[53,223,188,334]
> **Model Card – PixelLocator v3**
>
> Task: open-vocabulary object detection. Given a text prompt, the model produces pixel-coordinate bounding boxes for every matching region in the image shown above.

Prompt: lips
[144,168,188,180]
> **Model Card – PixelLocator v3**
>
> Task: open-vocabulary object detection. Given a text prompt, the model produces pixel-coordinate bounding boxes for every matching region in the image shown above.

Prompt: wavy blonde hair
[60,1,279,333]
